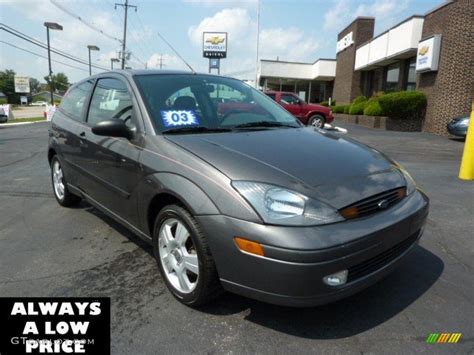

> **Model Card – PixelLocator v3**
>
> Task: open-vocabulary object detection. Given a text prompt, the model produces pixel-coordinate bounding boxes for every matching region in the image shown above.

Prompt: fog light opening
[323,270,348,286]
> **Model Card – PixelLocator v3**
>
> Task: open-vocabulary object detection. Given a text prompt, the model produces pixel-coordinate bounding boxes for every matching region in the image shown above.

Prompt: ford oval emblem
[378,199,389,209]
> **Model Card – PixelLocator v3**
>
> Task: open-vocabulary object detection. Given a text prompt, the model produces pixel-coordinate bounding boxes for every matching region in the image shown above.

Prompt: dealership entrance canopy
[258,0,473,135]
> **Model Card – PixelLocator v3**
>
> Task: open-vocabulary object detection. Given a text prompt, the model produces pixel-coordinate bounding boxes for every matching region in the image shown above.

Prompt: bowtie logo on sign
[0,298,110,354]
[205,36,225,45]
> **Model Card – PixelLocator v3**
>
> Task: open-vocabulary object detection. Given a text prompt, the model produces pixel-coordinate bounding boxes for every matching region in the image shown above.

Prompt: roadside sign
[209,58,220,69]
[14,76,30,93]
[20,96,28,105]
[203,32,227,58]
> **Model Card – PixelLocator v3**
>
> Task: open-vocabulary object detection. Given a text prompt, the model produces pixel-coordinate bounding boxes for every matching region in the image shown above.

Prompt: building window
[406,58,416,91]
[385,63,400,92]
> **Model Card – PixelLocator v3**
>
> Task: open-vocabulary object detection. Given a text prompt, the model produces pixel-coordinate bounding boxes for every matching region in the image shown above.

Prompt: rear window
[59,80,94,121]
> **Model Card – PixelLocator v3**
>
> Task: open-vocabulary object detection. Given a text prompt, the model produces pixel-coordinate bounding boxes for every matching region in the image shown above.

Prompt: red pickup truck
[264,91,334,128]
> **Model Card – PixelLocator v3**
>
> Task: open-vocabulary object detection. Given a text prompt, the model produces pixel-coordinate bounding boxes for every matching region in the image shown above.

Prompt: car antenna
[156,31,196,74]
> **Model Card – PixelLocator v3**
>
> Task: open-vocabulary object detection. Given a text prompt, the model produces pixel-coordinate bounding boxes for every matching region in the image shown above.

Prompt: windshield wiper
[162,126,232,134]
[232,121,300,129]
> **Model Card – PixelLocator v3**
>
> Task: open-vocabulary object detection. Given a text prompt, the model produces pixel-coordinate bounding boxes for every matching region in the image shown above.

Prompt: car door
[79,76,143,225]
[53,80,94,188]
[280,94,302,118]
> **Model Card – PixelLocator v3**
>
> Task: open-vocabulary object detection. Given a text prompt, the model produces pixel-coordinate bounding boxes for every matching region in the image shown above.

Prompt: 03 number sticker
[161,110,199,127]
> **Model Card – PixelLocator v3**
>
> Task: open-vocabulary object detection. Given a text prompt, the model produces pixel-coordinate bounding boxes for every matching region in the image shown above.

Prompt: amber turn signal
[234,237,265,256]
[339,206,359,219]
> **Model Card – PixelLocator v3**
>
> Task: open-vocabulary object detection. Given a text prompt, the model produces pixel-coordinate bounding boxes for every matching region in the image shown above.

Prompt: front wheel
[153,204,223,306]
[50,156,81,207]
[308,115,326,128]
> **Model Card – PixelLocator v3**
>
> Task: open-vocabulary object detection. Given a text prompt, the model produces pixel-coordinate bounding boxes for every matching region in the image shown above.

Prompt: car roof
[93,69,227,79]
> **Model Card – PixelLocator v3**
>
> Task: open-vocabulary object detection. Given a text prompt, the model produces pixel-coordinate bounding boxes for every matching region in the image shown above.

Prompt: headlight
[232,181,344,226]
[399,167,417,195]
[458,118,469,127]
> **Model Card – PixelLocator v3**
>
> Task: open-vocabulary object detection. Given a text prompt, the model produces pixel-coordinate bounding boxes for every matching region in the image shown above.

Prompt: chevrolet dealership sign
[416,35,442,72]
[202,32,227,58]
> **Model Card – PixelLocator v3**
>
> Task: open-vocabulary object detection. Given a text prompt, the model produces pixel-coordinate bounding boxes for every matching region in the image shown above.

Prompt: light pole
[44,22,63,105]
[110,58,120,70]
[87,45,100,76]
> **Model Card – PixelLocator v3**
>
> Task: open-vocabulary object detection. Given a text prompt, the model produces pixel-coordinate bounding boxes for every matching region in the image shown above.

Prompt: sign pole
[208,58,211,74]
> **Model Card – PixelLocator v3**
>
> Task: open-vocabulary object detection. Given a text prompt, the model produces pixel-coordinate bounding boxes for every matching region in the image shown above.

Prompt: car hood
[306,103,330,112]
[164,128,406,208]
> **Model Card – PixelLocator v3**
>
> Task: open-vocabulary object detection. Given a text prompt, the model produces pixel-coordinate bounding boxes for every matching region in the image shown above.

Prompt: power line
[50,0,122,43]
[0,40,94,74]
[0,24,109,71]
[135,12,195,72]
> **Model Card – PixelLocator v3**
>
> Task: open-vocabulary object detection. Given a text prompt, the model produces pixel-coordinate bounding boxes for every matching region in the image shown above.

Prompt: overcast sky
[0,0,443,83]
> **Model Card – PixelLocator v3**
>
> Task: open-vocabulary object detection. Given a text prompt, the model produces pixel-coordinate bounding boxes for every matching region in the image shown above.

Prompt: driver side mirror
[92,119,133,139]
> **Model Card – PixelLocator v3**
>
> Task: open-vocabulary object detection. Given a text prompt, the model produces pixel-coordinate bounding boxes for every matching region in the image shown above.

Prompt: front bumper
[196,190,429,307]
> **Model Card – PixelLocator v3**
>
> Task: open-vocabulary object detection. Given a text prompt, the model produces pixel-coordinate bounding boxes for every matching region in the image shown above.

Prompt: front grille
[347,230,419,283]
[339,187,406,219]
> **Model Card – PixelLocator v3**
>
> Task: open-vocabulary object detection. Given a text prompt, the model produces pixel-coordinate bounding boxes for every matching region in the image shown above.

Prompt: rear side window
[59,80,93,121]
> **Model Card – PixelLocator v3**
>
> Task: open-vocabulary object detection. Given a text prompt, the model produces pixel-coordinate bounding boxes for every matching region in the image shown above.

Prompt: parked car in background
[447,115,469,138]
[264,91,334,128]
[0,107,7,123]
[31,101,48,106]
[48,70,428,307]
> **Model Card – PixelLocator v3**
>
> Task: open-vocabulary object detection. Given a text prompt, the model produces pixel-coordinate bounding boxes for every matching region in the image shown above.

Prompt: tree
[29,78,40,94]
[0,69,19,103]
[44,72,70,94]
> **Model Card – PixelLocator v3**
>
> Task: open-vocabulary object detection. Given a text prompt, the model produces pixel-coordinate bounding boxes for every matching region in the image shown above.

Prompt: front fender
[137,172,220,234]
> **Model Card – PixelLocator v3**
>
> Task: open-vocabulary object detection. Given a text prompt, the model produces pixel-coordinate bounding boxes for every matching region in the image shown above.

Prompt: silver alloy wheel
[52,160,65,200]
[158,218,199,294]
[310,117,324,128]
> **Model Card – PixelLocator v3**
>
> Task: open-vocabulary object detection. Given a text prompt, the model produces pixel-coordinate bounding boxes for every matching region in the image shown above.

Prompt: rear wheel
[50,156,81,207]
[153,204,223,306]
[308,114,325,128]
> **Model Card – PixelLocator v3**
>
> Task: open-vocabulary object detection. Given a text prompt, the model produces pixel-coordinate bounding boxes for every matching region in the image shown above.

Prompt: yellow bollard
[459,104,474,180]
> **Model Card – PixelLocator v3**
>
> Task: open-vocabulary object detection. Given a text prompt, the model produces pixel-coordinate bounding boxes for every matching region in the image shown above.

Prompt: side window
[280,94,299,105]
[59,80,93,121]
[87,78,134,128]
[265,93,276,101]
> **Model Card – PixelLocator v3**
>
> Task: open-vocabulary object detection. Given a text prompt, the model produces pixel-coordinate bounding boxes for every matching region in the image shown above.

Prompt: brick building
[258,0,473,135]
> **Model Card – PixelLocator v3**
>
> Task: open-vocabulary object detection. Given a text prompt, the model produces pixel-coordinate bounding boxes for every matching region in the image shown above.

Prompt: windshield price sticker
[161,110,199,127]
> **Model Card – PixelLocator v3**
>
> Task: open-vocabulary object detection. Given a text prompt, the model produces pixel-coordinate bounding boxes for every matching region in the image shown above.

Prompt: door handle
[79,132,86,137]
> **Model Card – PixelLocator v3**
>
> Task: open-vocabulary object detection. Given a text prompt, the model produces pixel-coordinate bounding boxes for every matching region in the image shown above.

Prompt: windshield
[134,74,301,133]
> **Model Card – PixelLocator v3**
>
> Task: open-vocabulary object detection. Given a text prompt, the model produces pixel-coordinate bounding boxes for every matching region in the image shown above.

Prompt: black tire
[50,155,81,207]
[153,204,223,306]
[308,114,326,128]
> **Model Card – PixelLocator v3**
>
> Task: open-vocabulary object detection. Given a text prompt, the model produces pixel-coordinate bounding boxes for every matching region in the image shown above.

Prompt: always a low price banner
[0,298,110,354]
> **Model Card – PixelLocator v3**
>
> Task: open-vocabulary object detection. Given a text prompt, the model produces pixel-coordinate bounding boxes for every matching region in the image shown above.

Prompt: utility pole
[158,55,165,69]
[255,0,260,89]
[115,0,137,69]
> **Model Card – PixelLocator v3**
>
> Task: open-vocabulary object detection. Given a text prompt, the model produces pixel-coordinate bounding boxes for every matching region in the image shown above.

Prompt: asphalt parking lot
[0,121,473,354]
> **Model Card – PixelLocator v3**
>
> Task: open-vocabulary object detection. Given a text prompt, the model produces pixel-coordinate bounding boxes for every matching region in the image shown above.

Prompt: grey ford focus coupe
[48,70,429,307]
